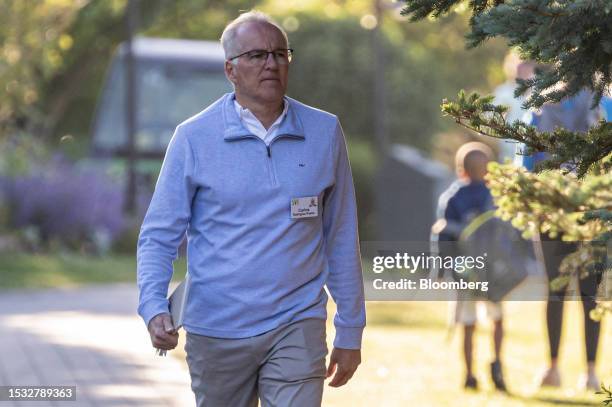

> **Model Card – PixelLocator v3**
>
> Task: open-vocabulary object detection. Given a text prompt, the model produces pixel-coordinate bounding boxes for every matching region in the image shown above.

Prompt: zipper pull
[266,145,271,157]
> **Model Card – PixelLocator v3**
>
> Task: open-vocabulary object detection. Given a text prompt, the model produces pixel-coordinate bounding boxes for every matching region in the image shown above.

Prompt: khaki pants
[185,318,327,407]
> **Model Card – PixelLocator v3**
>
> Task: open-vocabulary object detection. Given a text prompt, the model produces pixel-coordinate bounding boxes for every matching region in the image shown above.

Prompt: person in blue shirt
[601,95,612,121]
[435,142,507,391]
[515,90,601,390]
[137,10,365,407]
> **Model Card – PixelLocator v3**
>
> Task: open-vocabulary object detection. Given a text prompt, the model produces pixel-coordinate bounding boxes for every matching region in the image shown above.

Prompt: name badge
[291,196,318,219]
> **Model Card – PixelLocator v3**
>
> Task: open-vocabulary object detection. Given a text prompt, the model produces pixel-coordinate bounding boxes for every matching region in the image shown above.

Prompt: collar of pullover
[223,92,305,141]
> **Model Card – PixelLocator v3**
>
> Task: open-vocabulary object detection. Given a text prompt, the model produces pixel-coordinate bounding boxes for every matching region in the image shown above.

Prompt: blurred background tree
[401,0,611,313]
[0,0,507,151]
[1,0,509,250]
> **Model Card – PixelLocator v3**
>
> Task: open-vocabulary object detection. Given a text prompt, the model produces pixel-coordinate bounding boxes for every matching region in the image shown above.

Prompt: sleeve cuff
[138,299,170,328]
[333,326,364,350]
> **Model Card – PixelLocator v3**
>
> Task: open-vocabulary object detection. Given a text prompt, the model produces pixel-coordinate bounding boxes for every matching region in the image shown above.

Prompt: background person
[516,90,602,390]
[433,142,507,391]
[493,53,536,162]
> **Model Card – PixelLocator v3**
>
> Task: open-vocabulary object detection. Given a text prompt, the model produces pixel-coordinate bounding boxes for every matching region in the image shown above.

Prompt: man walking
[137,10,366,407]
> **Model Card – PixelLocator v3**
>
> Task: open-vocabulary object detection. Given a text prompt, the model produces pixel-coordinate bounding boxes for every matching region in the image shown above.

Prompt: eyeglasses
[228,48,294,65]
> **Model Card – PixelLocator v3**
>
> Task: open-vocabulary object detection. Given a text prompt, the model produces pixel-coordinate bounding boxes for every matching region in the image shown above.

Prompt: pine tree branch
[486,163,611,241]
[442,91,612,177]
[401,0,612,108]
[596,383,612,405]
[401,0,612,317]
[522,5,566,18]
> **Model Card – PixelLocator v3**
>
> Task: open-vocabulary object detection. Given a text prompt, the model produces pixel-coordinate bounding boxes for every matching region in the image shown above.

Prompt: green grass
[321,301,612,406]
[0,252,186,289]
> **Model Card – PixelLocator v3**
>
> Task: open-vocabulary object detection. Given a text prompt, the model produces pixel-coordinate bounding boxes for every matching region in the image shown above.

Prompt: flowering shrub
[0,156,127,252]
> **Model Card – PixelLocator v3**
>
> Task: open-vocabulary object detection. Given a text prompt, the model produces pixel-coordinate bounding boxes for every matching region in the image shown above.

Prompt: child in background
[434,142,507,391]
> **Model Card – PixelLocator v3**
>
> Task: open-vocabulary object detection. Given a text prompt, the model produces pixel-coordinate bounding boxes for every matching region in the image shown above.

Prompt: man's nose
[264,52,279,69]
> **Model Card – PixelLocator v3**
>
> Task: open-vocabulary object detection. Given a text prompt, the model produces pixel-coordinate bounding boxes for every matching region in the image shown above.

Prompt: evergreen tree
[400,0,611,314]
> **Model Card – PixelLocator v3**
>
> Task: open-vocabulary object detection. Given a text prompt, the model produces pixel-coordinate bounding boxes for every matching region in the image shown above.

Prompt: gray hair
[220,10,289,62]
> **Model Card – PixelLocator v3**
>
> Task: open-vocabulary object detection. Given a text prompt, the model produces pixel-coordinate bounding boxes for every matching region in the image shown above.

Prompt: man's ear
[225,60,237,85]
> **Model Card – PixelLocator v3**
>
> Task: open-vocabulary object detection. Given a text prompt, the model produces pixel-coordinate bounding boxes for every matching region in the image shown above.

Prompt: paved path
[0,284,193,406]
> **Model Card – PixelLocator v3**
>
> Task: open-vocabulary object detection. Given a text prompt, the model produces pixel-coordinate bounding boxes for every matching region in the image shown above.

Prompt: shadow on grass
[506,392,601,406]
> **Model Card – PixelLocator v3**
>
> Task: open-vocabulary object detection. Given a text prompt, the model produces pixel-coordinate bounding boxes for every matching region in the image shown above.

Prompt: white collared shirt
[234,97,289,146]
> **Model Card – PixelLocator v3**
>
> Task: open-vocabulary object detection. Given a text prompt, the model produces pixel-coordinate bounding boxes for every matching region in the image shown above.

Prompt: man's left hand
[326,347,361,387]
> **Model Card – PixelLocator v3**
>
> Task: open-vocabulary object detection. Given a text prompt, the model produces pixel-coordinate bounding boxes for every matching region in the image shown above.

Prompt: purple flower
[1,155,127,249]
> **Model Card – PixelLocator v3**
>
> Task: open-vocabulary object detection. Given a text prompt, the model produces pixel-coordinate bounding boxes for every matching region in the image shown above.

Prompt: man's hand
[326,347,361,387]
[147,313,179,351]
